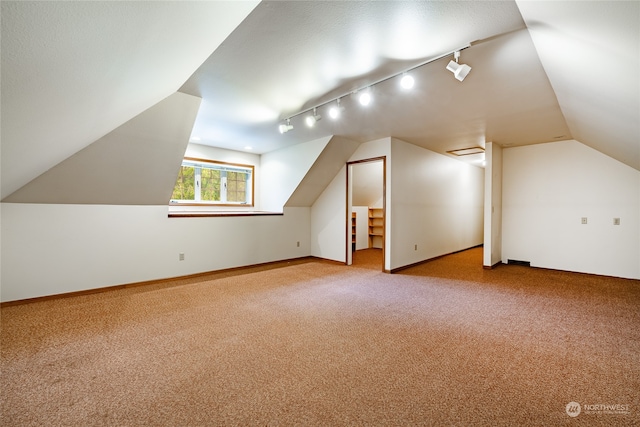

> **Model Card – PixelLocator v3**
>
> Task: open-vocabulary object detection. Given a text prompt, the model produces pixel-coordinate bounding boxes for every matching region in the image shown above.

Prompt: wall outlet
[581,217,588,225]
[613,218,620,225]
[179,253,185,261]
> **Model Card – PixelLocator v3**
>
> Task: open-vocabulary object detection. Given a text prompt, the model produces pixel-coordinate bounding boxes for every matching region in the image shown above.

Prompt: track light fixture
[328,98,344,119]
[446,51,472,82]
[278,118,293,134]
[400,73,414,89]
[305,108,322,127]
[358,88,372,106]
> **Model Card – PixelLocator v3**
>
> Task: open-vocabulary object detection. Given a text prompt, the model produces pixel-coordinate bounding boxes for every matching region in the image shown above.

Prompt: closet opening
[346,157,386,271]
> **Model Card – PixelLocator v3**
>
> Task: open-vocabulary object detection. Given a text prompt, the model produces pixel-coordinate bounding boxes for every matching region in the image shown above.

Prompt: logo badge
[566,402,581,417]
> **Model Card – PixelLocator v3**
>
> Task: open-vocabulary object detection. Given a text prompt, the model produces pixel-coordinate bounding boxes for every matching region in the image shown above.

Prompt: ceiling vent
[446,147,485,156]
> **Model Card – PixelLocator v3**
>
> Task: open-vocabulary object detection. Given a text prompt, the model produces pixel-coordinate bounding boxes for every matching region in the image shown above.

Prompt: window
[170,158,254,206]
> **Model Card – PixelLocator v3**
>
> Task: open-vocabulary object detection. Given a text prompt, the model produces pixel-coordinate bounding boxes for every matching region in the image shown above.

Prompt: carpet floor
[1,247,639,426]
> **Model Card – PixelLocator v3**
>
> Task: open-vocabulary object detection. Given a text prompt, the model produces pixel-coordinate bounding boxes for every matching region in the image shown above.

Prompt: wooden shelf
[368,208,383,249]
[351,212,357,251]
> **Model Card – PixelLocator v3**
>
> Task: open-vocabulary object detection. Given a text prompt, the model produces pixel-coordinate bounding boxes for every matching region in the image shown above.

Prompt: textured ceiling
[1,1,638,204]
[0,0,259,199]
[516,0,640,170]
[180,0,530,158]
[180,0,638,170]
[3,92,201,205]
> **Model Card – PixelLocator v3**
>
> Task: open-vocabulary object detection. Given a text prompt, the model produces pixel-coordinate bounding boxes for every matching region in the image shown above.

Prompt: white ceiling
[1,1,638,201]
[517,0,639,170]
[180,0,535,158]
[180,0,638,171]
[0,0,259,199]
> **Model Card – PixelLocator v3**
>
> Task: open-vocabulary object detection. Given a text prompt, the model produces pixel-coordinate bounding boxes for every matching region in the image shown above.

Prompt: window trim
[170,157,255,207]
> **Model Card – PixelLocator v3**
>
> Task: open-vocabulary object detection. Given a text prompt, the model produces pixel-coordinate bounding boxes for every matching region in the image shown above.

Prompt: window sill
[168,210,283,218]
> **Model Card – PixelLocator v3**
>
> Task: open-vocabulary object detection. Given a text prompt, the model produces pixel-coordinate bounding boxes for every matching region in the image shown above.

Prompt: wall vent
[507,259,531,267]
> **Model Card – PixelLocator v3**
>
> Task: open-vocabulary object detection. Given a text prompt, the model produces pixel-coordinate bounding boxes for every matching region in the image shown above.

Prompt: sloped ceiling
[3,92,201,205]
[285,136,360,207]
[353,161,384,208]
[0,0,259,200]
[516,0,640,170]
[1,1,638,207]
[180,0,533,156]
[179,0,637,170]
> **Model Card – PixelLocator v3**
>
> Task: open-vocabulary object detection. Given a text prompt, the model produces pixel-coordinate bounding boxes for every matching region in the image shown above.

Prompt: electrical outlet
[581,217,588,225]
[179,253,185,261]
[613,218,620,225]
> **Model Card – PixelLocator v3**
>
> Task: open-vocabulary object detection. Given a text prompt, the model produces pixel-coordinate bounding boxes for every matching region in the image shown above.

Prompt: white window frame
[170,157,254,207]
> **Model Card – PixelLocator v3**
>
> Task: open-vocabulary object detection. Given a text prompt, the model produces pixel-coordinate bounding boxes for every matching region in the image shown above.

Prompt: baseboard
[483,261,503,270]
[390,244,483,273]
[528,265,640,282]
[0,256,317,308]
[486,260,638,282]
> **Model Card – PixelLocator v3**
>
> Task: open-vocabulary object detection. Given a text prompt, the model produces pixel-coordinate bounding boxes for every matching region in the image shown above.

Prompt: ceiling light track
[278,44,472,133]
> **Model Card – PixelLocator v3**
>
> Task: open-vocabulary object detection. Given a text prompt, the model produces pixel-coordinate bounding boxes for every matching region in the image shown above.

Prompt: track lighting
[446,51,471,82]
[400,73,414,90]
[329,98,344,119]
[278,118,293,134]
[276,45,472,136]
[305,108,322,127]
[358,88,372,106]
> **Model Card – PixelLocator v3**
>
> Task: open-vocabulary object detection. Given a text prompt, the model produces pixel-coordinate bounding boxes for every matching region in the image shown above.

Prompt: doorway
[346,157,386,271]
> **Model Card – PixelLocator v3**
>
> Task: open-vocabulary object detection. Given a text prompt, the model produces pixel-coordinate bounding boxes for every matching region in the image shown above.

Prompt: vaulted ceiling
[1,1,638,202]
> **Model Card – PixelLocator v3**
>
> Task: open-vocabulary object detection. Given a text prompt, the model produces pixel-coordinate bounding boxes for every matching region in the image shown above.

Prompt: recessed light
[190,136,201,142]
[244,146,252,150]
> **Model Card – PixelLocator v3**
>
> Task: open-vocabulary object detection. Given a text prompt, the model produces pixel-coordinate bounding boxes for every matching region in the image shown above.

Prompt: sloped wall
[352,161,383,207]
[1,1,259,199]
[286,136,360,207]
[260,136,331,212]
[3,92,201,205]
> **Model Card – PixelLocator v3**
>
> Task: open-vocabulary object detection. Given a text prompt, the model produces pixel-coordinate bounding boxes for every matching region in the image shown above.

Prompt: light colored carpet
[2,247,639,426]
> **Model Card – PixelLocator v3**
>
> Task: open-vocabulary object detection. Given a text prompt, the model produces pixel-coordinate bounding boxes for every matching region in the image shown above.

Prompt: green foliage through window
[172,166,195,200]
[201,168,221,201]
[170,158,253,206]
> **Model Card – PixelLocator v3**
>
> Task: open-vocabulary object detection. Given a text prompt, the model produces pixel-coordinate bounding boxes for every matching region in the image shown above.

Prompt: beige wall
[1,204,311,302]
[484,142,503,267]
[389,138,484,270]
[310,137,485,272]
[502,140,640,279]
